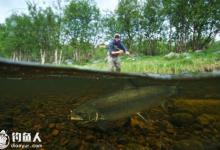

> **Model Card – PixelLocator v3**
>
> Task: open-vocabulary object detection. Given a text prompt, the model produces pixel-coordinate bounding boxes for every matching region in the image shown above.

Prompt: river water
[0,59,220,149]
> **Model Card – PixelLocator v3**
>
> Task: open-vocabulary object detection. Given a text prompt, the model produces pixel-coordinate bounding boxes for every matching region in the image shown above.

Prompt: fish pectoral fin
[70,111,83,121]
[136,112,148,122]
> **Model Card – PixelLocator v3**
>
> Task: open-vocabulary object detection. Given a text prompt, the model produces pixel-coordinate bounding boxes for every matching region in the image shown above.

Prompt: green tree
[102,11,121,40]
[27,2,61,64]
[63,0,100,63]
[140,0,165,55]
[0,24,8,57]
[2,14,34,61]
[116,0,141,49]
[188,0,220,50]
[163,0,220,51]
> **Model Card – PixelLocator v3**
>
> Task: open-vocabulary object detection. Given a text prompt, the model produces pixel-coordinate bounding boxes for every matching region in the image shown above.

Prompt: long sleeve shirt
[108,39,128,57]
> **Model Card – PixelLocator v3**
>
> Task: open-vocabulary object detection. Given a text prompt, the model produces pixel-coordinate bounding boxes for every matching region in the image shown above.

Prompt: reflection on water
[0,60,220,149]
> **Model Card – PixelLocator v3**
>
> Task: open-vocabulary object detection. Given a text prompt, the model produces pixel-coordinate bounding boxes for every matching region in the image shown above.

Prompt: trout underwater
[71,86,176,121]
[1,59,220,123]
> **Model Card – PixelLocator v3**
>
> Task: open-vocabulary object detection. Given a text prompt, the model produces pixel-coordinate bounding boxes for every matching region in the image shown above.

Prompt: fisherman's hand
[118,50,124,54]
[111,50,124,56]
[125,51,130,55]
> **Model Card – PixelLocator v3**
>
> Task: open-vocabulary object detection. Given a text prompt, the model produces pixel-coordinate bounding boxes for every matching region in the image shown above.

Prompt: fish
[71,85,176,121]
[1,58,220,123]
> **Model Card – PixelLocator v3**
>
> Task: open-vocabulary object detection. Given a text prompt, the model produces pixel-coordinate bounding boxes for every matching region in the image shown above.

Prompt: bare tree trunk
[40,49,46,64]
[15,51,18,61]
[76,51,79,62]
[12,52,16,62]
[74,50,79,62]
[18,51,22,61]
[54,49,58,64]
[58,50,63,64]
[13,51,19,62]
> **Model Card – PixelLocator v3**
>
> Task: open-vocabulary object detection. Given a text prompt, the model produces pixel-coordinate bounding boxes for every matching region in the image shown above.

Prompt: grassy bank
[71,43,220,74]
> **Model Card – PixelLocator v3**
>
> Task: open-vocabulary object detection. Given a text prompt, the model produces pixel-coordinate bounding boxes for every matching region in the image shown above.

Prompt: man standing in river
[107,34,130,72]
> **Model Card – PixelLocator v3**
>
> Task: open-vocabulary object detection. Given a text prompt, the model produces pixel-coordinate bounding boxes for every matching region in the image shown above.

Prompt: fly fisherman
[107,33,130,72]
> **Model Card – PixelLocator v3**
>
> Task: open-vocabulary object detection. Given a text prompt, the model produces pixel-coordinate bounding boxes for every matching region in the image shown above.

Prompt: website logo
[0,130,42,149]
[0,130,10,149]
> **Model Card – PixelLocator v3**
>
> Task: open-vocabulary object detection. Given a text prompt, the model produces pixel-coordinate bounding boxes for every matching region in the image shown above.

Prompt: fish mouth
[70,110,105,121]
[70,111,84,121]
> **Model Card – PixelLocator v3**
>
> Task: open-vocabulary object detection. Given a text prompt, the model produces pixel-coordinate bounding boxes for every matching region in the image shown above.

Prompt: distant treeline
[0,0,219,64]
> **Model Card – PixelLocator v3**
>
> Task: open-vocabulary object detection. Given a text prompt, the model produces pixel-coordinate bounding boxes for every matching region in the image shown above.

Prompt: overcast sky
[0,0,118,23]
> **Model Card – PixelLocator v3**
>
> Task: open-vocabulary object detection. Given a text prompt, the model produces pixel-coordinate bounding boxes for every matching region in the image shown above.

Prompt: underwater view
[0,59,220,150]
[0,0,220,149]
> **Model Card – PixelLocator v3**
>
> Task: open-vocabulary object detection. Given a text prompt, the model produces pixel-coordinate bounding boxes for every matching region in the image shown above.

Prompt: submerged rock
[126,143,151,150]
[60,137,69,146]
[170,113,194,127]
[197,114,216,126]
[85,135,96,142]
[67,137,81,149]
[172,139,204,150]
[51,129,59,136]
[213,122,220,131]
